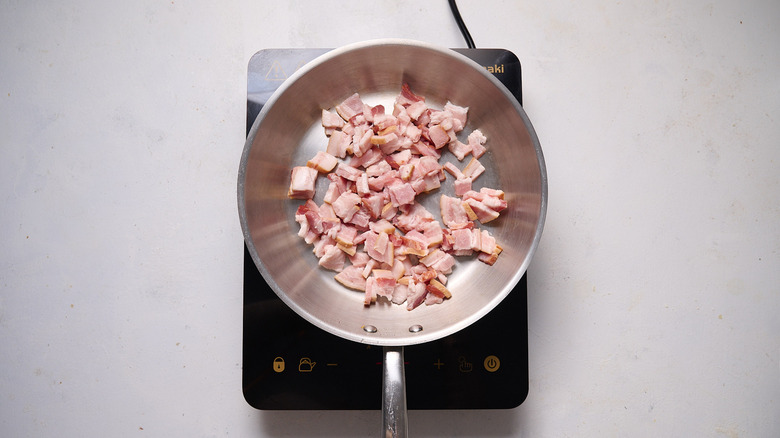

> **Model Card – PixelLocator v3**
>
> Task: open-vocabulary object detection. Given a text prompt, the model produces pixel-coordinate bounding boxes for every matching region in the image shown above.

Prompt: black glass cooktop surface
[243,48,528,410]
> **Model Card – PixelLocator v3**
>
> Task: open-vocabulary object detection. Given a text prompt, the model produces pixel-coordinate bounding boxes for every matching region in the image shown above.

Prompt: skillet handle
[382,346,408,438]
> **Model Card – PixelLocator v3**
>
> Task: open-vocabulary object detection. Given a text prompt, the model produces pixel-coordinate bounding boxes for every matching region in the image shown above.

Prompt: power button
[483,355,500,372]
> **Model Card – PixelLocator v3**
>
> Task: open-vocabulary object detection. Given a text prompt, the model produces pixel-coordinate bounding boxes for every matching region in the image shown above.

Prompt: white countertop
[2,1,778,436]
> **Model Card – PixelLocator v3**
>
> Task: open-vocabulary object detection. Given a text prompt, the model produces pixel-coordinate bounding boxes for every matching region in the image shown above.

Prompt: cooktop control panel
[242,48,528,410]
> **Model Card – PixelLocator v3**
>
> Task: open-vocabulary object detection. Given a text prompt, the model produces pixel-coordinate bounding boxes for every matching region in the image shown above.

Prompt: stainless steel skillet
[238,39,546,437]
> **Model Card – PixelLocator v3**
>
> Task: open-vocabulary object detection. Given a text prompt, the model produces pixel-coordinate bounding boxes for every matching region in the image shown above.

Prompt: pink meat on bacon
[331,192,361,222]
[444,101,468,132]
[440,195,470,228]
[427,124,450,149]
[318,245,346,272]
[326,130,351,158]
[336,93,364,121]
[388,181,416,207]
[307,151,338,173]
[448,139,472,161]
[406,280,428,310]
[462,157,485,180]
[334,265,367,291]
[322,109,345,129]
[467,129,487,158]
[288,166,318,199]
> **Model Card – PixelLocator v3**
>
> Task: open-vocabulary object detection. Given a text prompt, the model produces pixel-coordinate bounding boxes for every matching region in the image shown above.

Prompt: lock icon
[272,357,285,373]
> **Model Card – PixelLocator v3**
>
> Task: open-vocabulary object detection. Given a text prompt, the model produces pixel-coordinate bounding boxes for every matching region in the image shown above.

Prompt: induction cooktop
[242,48,528,410]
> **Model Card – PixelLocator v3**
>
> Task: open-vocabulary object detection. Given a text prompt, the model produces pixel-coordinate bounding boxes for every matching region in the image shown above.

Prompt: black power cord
[448,0,476,48]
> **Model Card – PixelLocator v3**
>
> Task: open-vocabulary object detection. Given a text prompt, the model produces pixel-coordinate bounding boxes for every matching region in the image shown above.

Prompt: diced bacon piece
[364,277,377,305]
[411,142,441,159]
[307,151,338,173]
[467,129,487,158]
[462,157,485,180]
[428,110,451,126]
[322,180,342,205]
[391,259,406,279]
[350,128,372,157]
[318,245,346,272]
[444,101,468,132]
[331,192,361,222]
[373,113,398,132]
[405,100,427,121]
[427,124,450,149]
[371,269,396,298]
[454,177,472,196]
[380,202,397,220]
[355,173,370,196]
[312,234,336,257]
[294,209,318,244]
[451,228,473,252]
[480,193,507,212]
[422,220,443,247]
[362,258,378,278]
[426,278,452,299]
[334,265,367,291]
[366,160,392,177]
[406,280,428,311]
[399,163,414,181]
[347,207,370,229]
[316,203,340,232]
[464,198,500,224]
[335,93,364,121]
[419,249,456,274]
[440,195,470,228]
[364,231,394,265]
[396,83,425,106]
[386,150,412,169]
[413,156,441,178]
[364,195,385,220]
[478,244,503,265]
[336,224,358,247]
[348,146,382,168]
[393,202,434,233]
[374,230,389,255]
[288,166,318,199]
[388,181,416,207]
[326,130,351,158]
[402,123,422,142]
[479,229,497,254]
[376,132,402,155]
[448,140,472,161]
[425,293,444,306]
[391,282,409,305]
[369,218,396,235]
[349,251,371,268]
[401,230,428,256]
[322,109,345,129]
[480,187,505,199]
[413,173,441,193]
[368,171,399,191]
[470,228,482,252]
[442,162,465,179]
[334,163,362,182]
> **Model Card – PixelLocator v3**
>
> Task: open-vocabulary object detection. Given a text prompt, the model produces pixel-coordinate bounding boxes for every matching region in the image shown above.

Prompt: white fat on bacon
[288,84,507,309]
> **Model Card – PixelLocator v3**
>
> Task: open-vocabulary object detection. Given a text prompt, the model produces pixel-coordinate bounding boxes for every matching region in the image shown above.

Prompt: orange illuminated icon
[483,355,500,372]
[298,357,316,372]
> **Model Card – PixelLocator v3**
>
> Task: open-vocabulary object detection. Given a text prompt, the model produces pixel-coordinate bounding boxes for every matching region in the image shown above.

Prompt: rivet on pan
[409,324,423,333]
[363,325,378,333]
